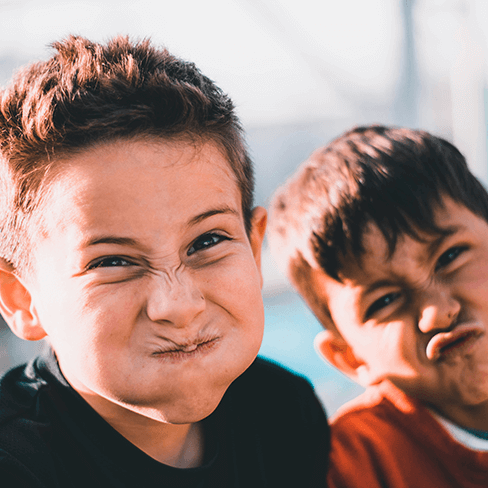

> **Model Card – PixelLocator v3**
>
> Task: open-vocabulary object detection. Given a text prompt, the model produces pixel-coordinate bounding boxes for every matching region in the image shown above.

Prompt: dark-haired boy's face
[23,138,266,424]
[311,198,488,425]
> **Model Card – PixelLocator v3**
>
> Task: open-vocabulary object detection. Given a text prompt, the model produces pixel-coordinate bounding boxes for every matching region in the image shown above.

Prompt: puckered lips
[150,332,222,362]
[426,322,485,362]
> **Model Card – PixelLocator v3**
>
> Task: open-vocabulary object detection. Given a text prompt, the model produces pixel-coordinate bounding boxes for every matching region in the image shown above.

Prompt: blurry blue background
[0,0,487,415]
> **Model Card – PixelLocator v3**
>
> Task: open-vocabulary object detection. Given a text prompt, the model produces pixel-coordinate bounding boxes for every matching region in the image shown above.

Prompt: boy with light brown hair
[0,35,329,487]
[268,125,488,487]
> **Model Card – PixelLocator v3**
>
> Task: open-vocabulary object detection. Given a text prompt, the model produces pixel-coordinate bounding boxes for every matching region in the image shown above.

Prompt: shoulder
[223,357,330,486]
[331,384,390,424]
[330,387,398,450]
[330,382,424,445]
[327,385,414,488]
[0,359,48,425]
[230,357,329,442]
[328,384,488,488]
[0,449,47,488]
[231,356,323,416]
[331,381,428,431]
[0,359,56,487]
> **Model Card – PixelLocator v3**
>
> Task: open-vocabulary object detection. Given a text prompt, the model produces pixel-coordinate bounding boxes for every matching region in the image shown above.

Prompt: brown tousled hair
[268,125,488,285]
[0,35,254,273]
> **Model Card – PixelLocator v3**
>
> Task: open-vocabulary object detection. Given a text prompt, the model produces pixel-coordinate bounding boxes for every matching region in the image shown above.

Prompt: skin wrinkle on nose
[146,259,205,324]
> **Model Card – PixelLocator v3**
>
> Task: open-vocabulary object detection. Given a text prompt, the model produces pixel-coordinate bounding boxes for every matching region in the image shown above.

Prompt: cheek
[356,322,418,371]
[379,322,423,372]
[454,260,488,303]
[43,283,138,352]
[202,256,263,310]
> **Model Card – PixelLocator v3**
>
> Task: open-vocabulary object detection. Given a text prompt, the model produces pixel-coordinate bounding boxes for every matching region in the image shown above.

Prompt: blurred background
[0,0,487,415]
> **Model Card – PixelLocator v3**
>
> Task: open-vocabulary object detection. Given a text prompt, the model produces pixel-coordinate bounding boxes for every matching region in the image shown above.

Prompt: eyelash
[365,292,401,319]
[435,245,468,271]
[87,256,135,270]
[187,233,230,256]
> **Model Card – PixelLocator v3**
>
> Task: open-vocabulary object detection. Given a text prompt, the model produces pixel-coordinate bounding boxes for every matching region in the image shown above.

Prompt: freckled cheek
[74,286,144,340]
[374,326,417,367]
[200,257,263,303]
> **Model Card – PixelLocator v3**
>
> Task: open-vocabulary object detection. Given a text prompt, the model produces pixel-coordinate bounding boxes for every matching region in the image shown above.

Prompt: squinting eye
[435,246,467,271]
[366,292,401,319]
[188,233,230,256]
[88,256,134,270]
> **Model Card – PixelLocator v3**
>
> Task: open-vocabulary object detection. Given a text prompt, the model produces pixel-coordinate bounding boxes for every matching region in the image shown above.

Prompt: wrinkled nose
[417,287,460,334]
[146,269,205,328]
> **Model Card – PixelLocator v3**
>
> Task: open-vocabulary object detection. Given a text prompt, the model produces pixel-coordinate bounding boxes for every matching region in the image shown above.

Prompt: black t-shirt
[0,348,330,487]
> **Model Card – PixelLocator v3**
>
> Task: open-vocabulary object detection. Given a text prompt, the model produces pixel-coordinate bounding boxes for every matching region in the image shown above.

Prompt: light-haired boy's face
[310,198,488,420]
[22,138,266,424]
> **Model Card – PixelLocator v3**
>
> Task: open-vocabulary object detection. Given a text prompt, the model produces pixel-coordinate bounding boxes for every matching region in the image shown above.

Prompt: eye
[435,246,467,271]
[187,233,230,256]
[365,292,401,319]
[87,256,134,270]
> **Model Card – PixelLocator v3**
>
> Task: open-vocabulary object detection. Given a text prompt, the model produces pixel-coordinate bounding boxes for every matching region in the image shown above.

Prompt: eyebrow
[187,206,240,226]
[84,236,140,248]
[362,279,398,297]
[425,225,460,260]
[82,206,240,249]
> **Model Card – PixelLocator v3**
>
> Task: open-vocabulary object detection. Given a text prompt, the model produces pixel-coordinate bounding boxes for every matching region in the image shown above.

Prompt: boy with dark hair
[0,35,329,487]
[268,125,488,487]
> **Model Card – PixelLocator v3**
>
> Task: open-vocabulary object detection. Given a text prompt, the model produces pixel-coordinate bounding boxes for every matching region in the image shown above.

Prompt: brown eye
[435,246,467,271]
[365,292,401,319]
[187,233,230,256]
[88,256,133,269]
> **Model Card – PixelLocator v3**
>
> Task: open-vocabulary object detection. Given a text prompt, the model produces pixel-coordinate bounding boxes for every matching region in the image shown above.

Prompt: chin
[456,384,488,406]
[161,399,223,425]
[163,384,230,424]
[457,355,488,404]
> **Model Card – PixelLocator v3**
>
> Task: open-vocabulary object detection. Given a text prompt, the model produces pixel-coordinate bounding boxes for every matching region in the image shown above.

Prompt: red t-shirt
[328,381,488,487]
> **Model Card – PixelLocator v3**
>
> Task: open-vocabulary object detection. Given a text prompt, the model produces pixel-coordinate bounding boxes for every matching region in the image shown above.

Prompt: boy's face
[310,198,488,420]
[20,138,266,424]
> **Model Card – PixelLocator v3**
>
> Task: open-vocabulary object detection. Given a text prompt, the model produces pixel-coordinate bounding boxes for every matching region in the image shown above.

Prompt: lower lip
[428,325,484,363]
[151,338,221,362]
[425,322,485,361]
[438,332,481,361]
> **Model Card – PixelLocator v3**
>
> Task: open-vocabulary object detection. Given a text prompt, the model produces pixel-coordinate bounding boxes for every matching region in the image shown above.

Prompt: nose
[146,267,206,328]
[417,285,460,334]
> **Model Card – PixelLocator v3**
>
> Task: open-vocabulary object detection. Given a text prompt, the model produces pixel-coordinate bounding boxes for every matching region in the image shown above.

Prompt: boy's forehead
[33,138,242,236]
[49,136,237,190]
[335,223,440,285]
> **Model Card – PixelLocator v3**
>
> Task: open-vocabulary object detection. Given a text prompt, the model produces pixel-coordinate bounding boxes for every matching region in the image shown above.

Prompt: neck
[76,390,205,468]
[107,414,204,468]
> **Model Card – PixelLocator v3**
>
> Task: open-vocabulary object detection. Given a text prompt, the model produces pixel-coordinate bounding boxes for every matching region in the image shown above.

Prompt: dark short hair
[268,125,488,282]
[0,35,254,272]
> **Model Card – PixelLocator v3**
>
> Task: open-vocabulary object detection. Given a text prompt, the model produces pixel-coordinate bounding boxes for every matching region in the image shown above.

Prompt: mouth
[151,336,221,361]
[426,322,484,362]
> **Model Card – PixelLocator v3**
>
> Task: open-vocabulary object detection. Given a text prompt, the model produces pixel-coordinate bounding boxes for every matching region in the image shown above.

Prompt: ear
[314,329,371,387]
[249,206,267,284]
[0,264,46,341]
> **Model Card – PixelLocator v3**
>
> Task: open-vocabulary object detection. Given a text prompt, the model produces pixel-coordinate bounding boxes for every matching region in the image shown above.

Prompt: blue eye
[366,292,401,319]
[435,246,467,271]
[88,256,133,270]
[188,233,230,256]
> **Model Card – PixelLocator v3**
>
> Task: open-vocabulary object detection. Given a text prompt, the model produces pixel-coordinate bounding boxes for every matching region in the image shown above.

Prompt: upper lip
[151,330,221,354]
[425,322,484,361]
